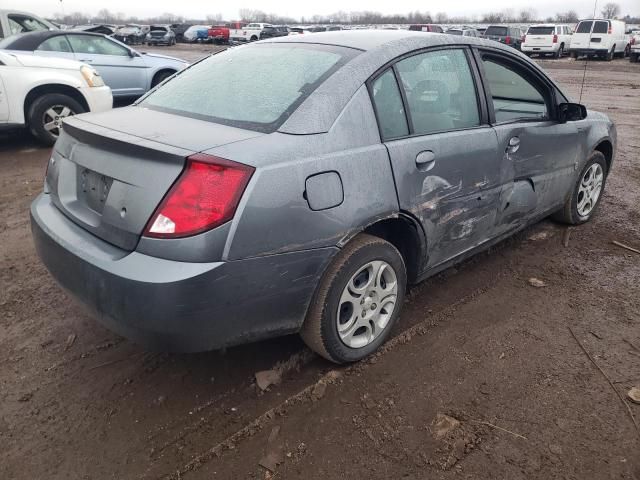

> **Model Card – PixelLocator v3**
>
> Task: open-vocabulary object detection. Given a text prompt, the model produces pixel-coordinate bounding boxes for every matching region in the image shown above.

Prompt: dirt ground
[1,46,639,480]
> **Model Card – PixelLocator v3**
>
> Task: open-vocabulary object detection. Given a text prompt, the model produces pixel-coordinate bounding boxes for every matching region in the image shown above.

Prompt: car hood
[73,106,264,152]
[6,51,83,70]
[140,51,187,66]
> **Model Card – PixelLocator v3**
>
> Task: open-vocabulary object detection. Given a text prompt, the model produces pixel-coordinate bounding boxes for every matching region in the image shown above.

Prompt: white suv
[0,51,112,145]
[522,24,572,58]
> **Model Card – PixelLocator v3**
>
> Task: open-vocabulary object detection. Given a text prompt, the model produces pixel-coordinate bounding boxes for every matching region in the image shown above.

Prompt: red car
[208,25,230,44]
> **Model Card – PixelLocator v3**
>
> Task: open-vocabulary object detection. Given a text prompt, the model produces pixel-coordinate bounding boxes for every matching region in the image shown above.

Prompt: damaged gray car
[31,31,616,363]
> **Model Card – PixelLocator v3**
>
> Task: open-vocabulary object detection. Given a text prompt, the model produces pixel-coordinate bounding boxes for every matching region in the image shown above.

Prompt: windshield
[527,26,555,35]
[140,43,357,133]
[485,26,508,36]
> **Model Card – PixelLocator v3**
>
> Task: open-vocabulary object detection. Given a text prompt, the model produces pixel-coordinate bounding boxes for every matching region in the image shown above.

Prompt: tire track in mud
[161,278,503,479]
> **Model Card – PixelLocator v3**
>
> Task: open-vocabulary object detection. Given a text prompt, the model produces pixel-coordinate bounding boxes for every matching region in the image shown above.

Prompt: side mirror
[558,102,587,123]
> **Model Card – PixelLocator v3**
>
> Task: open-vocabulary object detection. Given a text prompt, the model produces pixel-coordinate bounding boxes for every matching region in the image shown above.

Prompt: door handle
[506,136,520,153]
[415,150,436,171]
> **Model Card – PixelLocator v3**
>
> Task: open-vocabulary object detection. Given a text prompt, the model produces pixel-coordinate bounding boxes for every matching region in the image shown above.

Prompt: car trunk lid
[46,108,263,251]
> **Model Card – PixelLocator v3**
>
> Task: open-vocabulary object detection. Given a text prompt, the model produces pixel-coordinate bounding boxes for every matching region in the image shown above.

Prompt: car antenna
[579,0,600,103]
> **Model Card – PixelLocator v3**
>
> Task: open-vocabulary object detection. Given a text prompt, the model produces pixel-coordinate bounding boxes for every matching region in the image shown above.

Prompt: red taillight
[608,26,612,34]
[632,37,636,45]
[553,34,558,43]
[505,35,511,44]
[521,34,526,42]
[144,154,254,238]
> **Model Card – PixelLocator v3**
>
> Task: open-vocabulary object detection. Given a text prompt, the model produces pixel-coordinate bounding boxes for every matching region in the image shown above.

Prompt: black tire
[554,44,564,59]
[631,53,639,63]
[300,234,407,364]
[27,93,85,146]
[151,70,175,87]
[552,151,608,225]
[606,46,614,61]
[250,35,258,41]
[624,44,631,58]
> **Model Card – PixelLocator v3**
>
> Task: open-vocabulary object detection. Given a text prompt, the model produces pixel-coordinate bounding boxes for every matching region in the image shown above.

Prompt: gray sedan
[31,31,616,363]
[0,30,188,97]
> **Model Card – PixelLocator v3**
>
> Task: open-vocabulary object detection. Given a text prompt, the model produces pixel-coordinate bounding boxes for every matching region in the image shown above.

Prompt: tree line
[51,3,638,27]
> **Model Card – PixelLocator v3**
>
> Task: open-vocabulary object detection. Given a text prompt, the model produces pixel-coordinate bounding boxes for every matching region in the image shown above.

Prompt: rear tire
[27,93,85,146]
[300,234,407,364]
[552,151,608,225]
[631,53,639,63]
[554,44,564,59]
[606,46,614,61]
[151,70,175,87]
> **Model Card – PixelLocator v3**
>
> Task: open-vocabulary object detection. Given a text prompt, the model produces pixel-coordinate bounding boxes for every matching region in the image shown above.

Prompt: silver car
[31,31,616,363]
[0,30,188,97]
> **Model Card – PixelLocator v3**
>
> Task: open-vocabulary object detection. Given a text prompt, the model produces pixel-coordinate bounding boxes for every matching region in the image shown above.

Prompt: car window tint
[482,58,547,122]
[485,26,508,36]
[37,36,72,53]
[593,21,609,34]
[141,44,356,133]
[576,21,593,33]
[528,26,555,35]
[396,49,480,135]
[371,69,409,140]
[68,35,129,56]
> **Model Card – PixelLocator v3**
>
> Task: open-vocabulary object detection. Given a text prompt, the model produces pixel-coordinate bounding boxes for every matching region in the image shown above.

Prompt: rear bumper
[521,45,558,52]
[31,193,336,352]
[569,48,609,55]
[147,38,171,44]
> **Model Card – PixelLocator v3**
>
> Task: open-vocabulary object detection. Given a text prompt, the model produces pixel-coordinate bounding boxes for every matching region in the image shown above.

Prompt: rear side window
[593,21,609,34]
[371,69,409,139]
[141,44,356,133]
[576,21,593,33]
[485,26,508,36]
[482,58,548,122]
[527,26,555,35]
[37,36,72,53]
[396,49,480,135]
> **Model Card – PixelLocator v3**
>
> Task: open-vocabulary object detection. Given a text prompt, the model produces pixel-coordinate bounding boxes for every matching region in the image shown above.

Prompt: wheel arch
[594,139,614,173]
[23,84,89,124]
[151,68,177,88]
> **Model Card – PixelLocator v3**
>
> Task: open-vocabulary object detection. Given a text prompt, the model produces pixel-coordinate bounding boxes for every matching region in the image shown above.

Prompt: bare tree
[555,10,579,23]
[435,12,448,23]
[518,8,537,22]
[601,2,620,19]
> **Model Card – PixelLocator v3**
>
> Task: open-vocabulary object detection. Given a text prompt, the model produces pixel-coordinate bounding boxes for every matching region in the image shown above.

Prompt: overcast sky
[5,0,638,21]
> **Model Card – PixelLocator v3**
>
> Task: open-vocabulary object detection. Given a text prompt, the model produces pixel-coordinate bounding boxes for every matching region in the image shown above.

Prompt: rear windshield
[593,21,609,34]
[527,26,555,35]
[485,26,508,36]
[409,25,425,31]
[140,43,357,133]
[576,21,593,33]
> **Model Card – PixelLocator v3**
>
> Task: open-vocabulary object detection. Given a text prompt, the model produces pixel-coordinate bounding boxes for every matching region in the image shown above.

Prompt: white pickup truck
[630,32,640,63]
[0,9,56,40]
[229,22,272,42]
[521,24,573,58]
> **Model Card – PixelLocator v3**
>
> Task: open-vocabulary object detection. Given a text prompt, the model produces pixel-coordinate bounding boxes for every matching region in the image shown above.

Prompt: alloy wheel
[337,260,398,349]
[577,163,604,217]
[43,105,75,138]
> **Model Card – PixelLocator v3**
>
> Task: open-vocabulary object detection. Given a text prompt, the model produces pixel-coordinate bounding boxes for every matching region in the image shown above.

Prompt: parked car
[0,31,188,98]
[183,25,209,43]
[230,22,271,42]
[569,19,630,60]
[522,24,572,58]
[170,23,193,43]
[483,25,524,49]
[476,26,487,36]
[408,24,444,33]
[0,50,111,144]
[146,25,176,46]
[0,9,56,40]
[113,24,147,45]
[289,27,312,35]
[260,25,290,39]
[31,31,616,363]
[207,25,230,44]
[446,27,479,37]
[630,33,640,62]
[72,24,117,36]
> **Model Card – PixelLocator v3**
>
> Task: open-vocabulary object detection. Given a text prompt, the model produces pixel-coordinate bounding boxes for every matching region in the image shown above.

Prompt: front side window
[37,36,72,53]
[482,57,548,123]
[8,15,49,35]
[396,49,480,135]
[371,69,409,140]
[68,35,129,56]
[141,44,356,133]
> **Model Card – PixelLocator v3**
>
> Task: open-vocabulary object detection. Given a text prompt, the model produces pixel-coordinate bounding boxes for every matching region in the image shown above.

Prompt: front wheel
[300,234,407,364]
[553,151,608,225]
[27,93,85,146]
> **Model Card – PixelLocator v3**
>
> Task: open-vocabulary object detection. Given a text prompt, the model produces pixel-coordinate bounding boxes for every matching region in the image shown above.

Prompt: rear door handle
[506,136,520,153]
[416,150,436,171]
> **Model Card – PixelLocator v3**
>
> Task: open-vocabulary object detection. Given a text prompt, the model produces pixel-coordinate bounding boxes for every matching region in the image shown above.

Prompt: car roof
[0,30,104,50]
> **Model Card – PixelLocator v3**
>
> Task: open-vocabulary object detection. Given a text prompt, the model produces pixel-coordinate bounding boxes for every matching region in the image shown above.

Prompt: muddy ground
[1,47,639,479]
